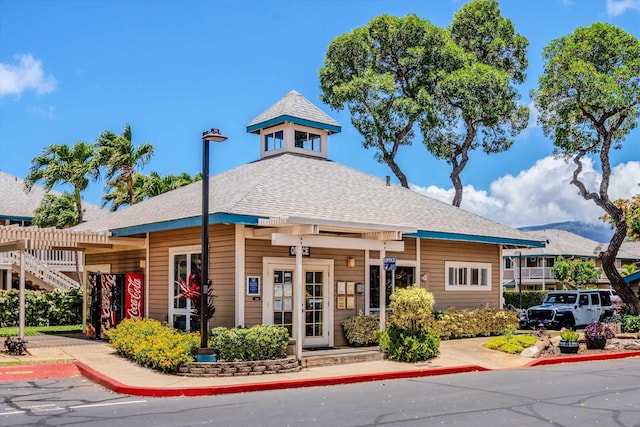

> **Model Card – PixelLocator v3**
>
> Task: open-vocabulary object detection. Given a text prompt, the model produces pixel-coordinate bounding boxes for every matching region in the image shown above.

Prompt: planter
[558,340,579,354]
[585,336,607,350]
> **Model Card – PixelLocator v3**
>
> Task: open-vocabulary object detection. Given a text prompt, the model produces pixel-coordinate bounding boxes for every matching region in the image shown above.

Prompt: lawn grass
[0,324,82,337]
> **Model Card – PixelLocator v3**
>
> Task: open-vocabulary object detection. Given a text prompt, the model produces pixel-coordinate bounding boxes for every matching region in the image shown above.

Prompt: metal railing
[0,251,80,290]
[26,249,82,270]
[504,267,617,283]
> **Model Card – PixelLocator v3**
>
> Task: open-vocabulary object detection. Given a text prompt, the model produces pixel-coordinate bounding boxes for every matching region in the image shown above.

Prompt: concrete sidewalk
[2,336,639,397]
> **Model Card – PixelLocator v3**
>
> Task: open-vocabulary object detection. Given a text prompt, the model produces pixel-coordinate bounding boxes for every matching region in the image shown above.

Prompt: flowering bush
[583,321,616,339]
[107,318,199,373]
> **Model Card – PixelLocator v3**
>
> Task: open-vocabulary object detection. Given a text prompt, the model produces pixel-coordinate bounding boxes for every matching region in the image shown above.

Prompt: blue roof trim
[624,271,640,283]
[110,213,262,237]
[246,115,341,134]
[406,230,545,247]
[0,215,32,222]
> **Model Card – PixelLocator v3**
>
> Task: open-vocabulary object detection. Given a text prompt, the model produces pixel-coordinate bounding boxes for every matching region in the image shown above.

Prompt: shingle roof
[73,154,542,246]
[0,171,108,223]
[246,90,341,133]
[503,229,637,260]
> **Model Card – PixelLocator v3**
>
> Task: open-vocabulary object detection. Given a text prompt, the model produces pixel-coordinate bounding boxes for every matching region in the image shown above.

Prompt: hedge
[0,288,83,327]
[503,290,547,310]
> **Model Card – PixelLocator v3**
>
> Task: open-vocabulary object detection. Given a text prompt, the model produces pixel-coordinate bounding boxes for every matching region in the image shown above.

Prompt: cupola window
[264,130,284,152]
[294,130,321,152]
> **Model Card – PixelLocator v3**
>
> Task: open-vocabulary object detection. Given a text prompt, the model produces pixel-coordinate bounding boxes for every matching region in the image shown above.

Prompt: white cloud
[0,54,57,97]
[411,157,640,228]
[606,0,640,16]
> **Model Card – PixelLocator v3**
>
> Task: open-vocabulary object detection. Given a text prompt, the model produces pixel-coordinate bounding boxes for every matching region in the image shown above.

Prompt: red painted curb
[524,350,640,367]
[74,350,640,397]
[0,362,79,382]
[74,361,488,397]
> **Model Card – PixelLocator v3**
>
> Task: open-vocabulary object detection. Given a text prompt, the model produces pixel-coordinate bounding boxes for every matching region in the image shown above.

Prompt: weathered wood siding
[85,250,145,274]
[419,239,500,309]
[147,224,236,327]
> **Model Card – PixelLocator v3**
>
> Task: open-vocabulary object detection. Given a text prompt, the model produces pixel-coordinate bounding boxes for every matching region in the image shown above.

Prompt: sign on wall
[383,256,397,271]
[247,276,260,295]
[289,246,311,257]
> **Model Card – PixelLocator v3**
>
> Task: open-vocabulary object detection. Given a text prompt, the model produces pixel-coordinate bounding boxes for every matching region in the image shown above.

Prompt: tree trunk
[386,157,409,188]
[601,221,640,315]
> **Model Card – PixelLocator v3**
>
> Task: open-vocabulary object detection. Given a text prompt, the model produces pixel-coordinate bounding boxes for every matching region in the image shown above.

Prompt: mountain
[519,221,614,243]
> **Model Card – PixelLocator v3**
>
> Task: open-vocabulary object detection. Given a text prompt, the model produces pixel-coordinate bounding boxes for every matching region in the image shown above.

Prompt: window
[169,247,202,332]
[369,266,415,310]
[294,130,321,152]
[264,130,284,152]
[504,258,513,269]
[445,262,491,290]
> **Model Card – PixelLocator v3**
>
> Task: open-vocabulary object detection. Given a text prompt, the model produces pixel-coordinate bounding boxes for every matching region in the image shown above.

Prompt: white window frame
[168,245,201,331]
[445,261,492,291]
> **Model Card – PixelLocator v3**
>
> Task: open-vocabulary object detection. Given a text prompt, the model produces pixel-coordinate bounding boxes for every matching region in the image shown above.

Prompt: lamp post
[518,251,523,309]
[200,128,227,351]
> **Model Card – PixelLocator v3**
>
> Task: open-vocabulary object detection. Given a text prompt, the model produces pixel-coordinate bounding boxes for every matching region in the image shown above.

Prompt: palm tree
[95,123,154,209]
[101,173,147,211]
[24,141,98,223]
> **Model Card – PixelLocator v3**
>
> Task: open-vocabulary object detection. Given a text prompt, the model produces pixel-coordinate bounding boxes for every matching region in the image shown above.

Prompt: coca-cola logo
[126,275,143,319]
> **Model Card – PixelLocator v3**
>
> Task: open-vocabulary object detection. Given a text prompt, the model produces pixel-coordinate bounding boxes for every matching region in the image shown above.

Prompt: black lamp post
[200,128,227,351]
[518,251,523,309]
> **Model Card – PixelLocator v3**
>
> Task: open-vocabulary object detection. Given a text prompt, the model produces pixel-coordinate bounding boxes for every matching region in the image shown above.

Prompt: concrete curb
[16,350,640,397]
[74,361,490,397]
[523,350,640,367]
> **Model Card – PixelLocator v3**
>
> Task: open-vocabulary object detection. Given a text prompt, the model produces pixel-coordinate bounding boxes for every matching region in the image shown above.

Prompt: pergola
[0,225,145,339]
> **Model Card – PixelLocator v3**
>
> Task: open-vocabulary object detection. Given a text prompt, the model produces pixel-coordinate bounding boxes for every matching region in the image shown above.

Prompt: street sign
[383,256,396,271]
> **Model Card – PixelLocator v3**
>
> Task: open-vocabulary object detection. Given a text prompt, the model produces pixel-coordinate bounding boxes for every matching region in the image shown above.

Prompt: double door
[264,261,331,347]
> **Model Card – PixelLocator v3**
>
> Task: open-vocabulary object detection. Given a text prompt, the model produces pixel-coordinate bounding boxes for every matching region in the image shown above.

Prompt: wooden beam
[272,233,404,252]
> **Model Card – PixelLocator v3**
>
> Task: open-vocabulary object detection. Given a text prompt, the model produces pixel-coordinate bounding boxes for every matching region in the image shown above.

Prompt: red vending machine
[87,273,144,339]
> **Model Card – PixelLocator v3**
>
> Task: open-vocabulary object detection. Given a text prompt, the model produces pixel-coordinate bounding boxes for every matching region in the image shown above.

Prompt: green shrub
[388,285,435,332]
[0,288,83,327]
[484,334,537,354]
[107,318,199,373]
[341,314,379,346]
[560,330,580,341]
[377,324,440,362]
[503,291,547,310]
[209,324,289,361]
[428,307,518,339]
[621,315,640,332]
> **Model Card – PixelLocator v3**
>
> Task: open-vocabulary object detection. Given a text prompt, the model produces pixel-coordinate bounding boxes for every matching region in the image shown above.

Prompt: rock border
[177,356,301,377]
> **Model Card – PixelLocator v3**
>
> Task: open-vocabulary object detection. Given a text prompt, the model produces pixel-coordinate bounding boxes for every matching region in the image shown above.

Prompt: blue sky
[1,0,639,229]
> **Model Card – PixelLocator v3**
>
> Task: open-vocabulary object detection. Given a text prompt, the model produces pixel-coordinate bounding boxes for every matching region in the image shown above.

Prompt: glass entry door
[264,261,331,348]
[272,269,294,336]
[303,269,327,346]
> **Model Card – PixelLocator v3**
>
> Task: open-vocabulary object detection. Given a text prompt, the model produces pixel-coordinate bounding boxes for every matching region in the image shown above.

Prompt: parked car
[519,290,610,330]
[605,289,623,313]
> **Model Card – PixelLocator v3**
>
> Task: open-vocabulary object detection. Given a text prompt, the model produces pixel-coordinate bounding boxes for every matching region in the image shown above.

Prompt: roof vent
[386,176,390,186]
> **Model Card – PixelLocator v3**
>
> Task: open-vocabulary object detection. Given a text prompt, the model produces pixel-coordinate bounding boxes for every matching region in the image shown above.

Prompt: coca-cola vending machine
[87,273,144,339]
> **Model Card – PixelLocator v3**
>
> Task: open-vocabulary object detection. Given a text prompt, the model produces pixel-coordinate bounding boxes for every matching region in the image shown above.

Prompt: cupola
[246,90,341,160]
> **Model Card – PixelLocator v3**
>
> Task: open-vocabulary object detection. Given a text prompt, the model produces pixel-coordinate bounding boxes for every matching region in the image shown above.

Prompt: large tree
[95,123,154,209]
[24,140,98,223]
[32,193,78,229]
[532,22,640,313]
[319,14,461,188]
[101,171,200,210]
[421,0,529,206]
[602,194,640,242]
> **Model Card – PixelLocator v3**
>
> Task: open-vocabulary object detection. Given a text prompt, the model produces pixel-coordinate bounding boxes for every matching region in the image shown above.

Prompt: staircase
[2,250,80,291]
[301,346,385,368]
